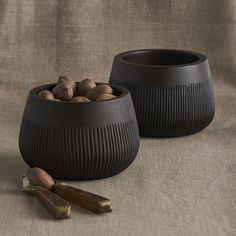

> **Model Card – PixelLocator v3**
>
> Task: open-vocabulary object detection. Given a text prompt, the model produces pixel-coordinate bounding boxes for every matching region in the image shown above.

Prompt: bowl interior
[123,50,200,66]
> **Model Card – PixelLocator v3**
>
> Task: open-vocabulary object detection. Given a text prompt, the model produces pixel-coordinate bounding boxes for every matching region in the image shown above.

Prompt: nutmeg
[85,84,113,101]
[57,75,73,84]
[57,75,76,94]
[96,93,116,101]
[27,167,55,189]
[71,96,90,103]
[78,79,96,96]
[38,90,54,100]
[52,82,75,101]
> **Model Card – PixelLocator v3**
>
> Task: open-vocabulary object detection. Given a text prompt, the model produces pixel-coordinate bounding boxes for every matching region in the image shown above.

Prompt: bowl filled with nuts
[110,49,215,137]
[19,77,140,180]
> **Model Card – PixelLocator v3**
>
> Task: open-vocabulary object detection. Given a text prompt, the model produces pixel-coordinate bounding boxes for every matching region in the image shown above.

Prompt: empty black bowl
[109,49,215,137]
[19,83,140,180]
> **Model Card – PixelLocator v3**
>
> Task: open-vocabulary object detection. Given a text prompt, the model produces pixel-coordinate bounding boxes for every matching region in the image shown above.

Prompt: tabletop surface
[0,77,235,236]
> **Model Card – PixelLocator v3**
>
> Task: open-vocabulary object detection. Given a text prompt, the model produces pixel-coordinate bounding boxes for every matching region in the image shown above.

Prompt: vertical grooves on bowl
[110,79,214,137]
[78,129,84,177]
[100,127,107,176]
[19,118,139,180]
[108,124,117,175]
[93,128,101,179]
[112,124,120,174]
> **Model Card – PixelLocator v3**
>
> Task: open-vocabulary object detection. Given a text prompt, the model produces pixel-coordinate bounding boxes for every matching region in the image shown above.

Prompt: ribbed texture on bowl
[109,79,214,137]
[19,118,139,180]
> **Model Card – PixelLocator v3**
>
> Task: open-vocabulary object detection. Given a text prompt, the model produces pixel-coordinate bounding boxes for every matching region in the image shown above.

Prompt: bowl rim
[114,48,207,68]
[30,82,130,104]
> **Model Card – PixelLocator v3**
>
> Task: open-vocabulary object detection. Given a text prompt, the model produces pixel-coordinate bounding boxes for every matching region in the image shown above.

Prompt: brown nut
[38,90,54,100]
[78,78,96,96]
[54,99,61,102]
[52,83,75,101]
[71,96,90,103]
[85,84,113,101]
[96,94,116,101]
[27,167,55,190]
[57,75,73,84]
[57,75,76,93]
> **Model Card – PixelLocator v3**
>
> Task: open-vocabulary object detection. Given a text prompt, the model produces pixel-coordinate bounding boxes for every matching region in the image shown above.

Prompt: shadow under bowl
[19,83,140,180]
[109,49,215,137]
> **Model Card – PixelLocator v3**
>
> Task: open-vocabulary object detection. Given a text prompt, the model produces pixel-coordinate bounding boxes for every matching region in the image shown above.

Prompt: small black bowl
[109,49,215,137]
[19,83,140,180]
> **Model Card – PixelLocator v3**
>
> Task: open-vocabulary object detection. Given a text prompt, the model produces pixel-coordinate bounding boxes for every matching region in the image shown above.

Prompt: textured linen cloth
[0,1,235,235]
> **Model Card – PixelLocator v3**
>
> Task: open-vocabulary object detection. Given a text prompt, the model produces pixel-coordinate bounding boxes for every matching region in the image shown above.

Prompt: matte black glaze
[109,49,215,137]
[19,83,140,180]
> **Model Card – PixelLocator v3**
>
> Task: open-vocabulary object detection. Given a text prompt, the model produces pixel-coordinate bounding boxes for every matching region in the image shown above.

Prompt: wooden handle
[36,188,71,219]
[52,184,112,214]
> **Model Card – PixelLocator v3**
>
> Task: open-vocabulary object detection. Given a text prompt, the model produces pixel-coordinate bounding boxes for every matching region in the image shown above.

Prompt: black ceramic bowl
[19,83,140,180]
[109,49,215,137]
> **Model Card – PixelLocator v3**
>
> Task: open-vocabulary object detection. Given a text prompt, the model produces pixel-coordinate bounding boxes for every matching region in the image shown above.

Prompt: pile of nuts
[38,76,116,102]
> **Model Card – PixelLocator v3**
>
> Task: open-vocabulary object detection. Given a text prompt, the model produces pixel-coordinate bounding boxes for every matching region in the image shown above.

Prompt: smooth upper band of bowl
[110,49,210,85]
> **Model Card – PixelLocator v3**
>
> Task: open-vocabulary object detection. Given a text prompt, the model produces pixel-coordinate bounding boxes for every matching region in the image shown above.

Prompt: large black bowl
[109,49,215,137]
[19,83,140,180]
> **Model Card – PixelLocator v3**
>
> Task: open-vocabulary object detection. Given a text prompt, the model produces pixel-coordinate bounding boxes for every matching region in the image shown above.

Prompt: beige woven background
[0,0,236,235]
